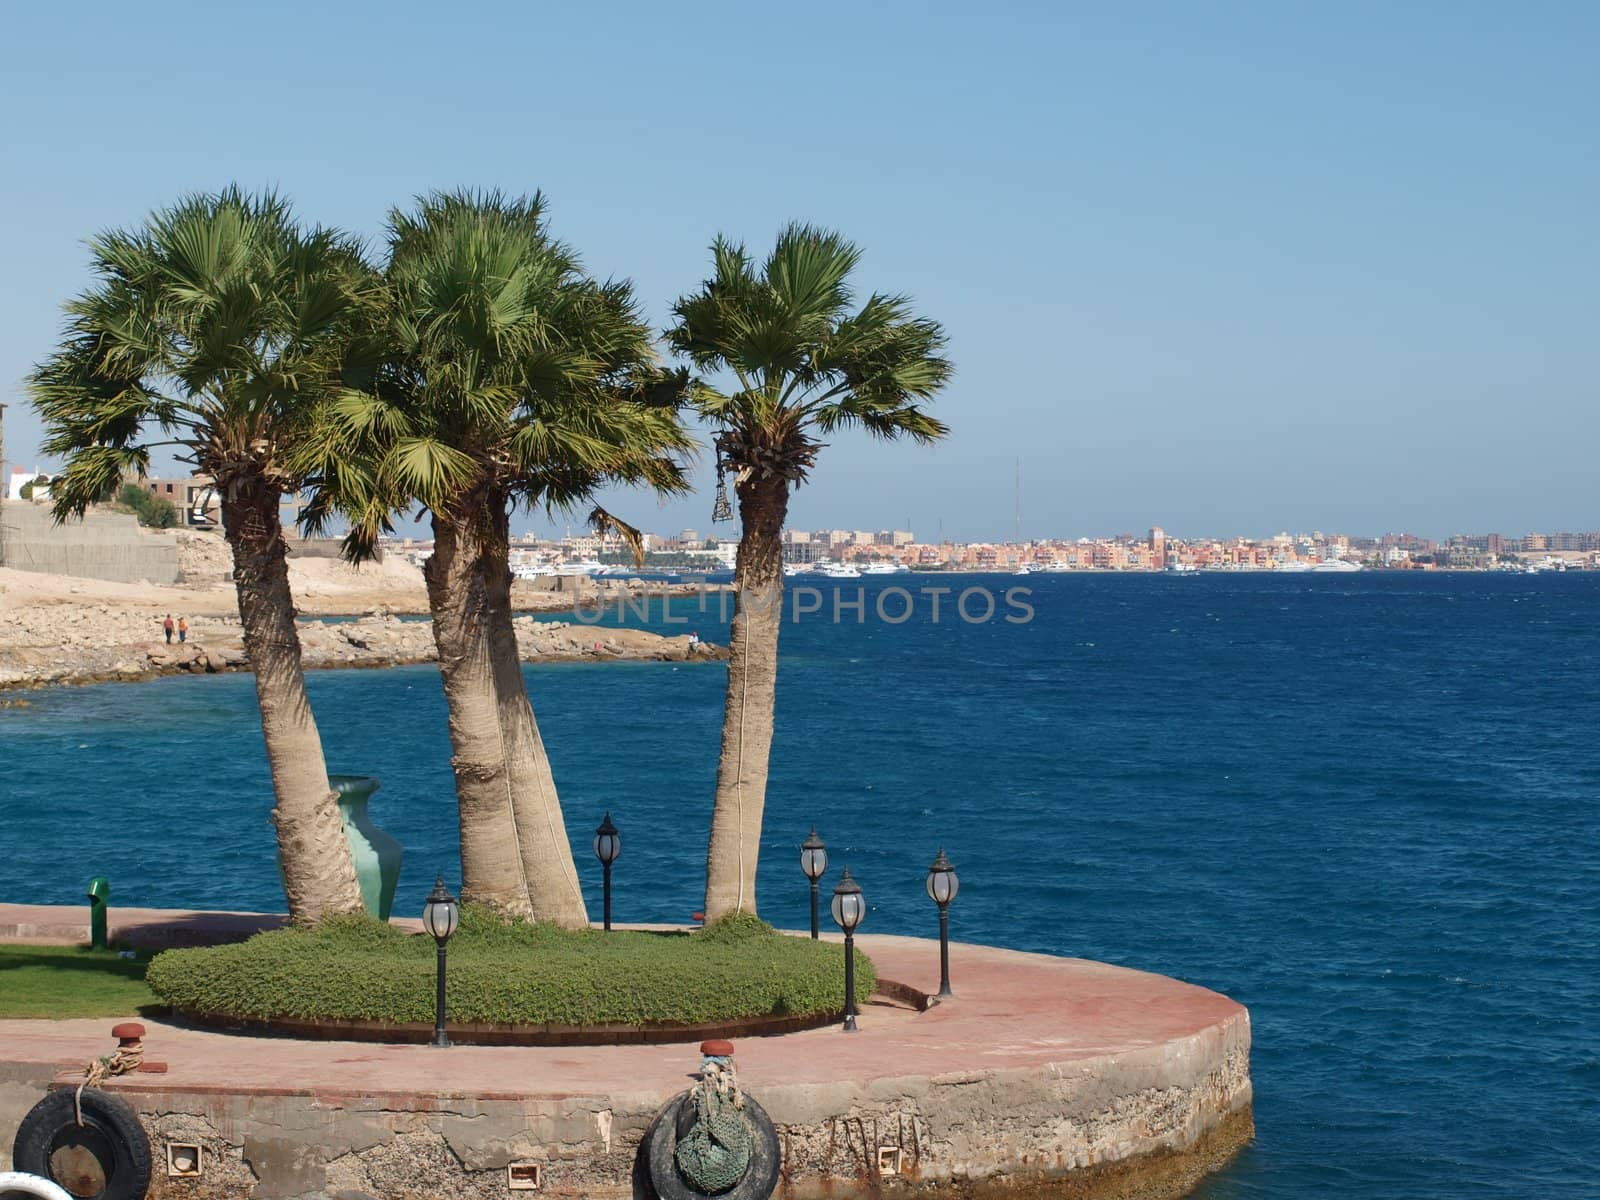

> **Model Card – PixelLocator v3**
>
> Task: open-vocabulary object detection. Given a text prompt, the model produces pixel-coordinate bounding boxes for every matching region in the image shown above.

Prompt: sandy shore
[0,543,730,692]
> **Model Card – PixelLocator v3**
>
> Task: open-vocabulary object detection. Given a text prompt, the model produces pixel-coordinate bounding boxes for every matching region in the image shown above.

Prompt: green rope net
[675,1056,753,1194]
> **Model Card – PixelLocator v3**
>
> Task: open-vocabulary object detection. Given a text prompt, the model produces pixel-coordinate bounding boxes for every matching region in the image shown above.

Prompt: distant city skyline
[3,3,1596,541]
[3,454,1587,547]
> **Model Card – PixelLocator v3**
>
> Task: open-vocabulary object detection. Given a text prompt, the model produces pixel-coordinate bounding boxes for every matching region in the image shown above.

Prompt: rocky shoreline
[0,540,733,693]
[0,598,727,694]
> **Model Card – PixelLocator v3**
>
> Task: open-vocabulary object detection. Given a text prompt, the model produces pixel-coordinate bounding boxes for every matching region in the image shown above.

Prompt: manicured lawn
[0,944,157,1018]
[147,910,874,1028]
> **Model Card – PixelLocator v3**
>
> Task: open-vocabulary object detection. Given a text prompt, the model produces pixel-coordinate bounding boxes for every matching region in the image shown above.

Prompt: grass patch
[0,944,157,1018]
[146,910,876,1027]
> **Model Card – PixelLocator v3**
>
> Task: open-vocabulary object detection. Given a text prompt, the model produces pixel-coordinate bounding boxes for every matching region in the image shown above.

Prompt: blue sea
[3,572,1597,1198]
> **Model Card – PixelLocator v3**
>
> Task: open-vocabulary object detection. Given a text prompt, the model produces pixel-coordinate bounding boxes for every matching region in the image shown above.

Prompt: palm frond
[377,436,479,513]
[588,505,646,567]
[665,225,953,477]
[29,186,367,509]
[318,191,693,532]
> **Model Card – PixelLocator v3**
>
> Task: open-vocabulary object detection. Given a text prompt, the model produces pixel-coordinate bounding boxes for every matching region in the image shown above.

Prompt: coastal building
[6,467,52,503]
[781,529,817,564]
[133,475,221,528]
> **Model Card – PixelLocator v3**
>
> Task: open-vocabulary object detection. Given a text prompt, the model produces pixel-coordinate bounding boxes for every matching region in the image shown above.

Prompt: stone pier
[0,926,1251,1198]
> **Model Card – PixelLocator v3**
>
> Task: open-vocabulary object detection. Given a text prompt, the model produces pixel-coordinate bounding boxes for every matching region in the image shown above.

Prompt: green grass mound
[0,945,156,1018]
[145,910,875,1028]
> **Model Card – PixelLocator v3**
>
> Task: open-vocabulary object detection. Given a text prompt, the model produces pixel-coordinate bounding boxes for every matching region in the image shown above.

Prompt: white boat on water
[1311,559,1364,573]
[818,562,862,578]
[783,563,808,577]
[861,562,906,575]
[1277,561,1313,573]
[557,558,607,576]
[512,562,556,580]
[1168,562,1198,574]
[1014,564,1034,576]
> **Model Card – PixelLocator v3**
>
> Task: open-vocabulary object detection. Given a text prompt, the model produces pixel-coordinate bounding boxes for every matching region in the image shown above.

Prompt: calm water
[3,573,1597,1198]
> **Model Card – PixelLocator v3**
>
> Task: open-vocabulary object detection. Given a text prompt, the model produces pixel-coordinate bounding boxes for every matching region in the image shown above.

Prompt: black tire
[10,1089,152,1200]
[645,1090,781,1200]
[631,1102,670,1200]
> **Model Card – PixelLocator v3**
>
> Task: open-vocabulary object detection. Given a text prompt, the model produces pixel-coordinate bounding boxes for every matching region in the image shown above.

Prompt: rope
[75,1044,142,1125]
[674,1055,752,1194]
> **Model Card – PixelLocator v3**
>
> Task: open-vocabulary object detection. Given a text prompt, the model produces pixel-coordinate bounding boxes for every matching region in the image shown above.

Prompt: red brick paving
[0,907,1247,1102]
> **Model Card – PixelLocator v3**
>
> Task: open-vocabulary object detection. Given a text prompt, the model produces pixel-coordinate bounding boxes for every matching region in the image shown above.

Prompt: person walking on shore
[178,617,188,644]
[162,614,174,644]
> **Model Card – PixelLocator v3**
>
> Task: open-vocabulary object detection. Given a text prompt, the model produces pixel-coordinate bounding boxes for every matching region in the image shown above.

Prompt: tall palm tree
[304,191,693,925]
[667,224,953,919]
[28,188,368,925]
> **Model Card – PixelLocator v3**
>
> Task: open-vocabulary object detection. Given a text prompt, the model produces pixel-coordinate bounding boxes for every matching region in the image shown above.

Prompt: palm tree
[667,225,953,919]
[28,188,368,925]
[305,191,693,925]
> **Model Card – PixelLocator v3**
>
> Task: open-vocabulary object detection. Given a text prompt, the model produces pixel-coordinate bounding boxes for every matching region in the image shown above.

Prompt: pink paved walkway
[0,912,1245,1102]
[0,903,303,946]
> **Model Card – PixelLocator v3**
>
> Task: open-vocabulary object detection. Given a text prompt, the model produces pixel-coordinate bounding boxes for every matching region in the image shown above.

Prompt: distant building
[781,529,816,564]
[133,475,221,528]
[7,466,52,502]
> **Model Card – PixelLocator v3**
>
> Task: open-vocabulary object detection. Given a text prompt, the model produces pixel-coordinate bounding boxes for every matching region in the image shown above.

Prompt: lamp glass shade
[800,829,828,880]
[593,813,620,865]
[927,870,958,905]
[830,867,865,931]
[926,850,959,905]
[422,876,459,941]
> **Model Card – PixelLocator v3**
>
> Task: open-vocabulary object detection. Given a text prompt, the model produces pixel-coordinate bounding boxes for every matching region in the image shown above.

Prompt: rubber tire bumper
[0,1173,74,1200]
[646,1090,781,1200]
[10,1089,152,1200]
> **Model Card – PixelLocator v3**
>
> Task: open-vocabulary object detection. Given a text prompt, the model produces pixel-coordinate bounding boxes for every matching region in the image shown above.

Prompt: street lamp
[800,828,828,939]
[926,849,960,997]
[421,875,459,1048]
[593,812,621,931]
[830,867,865,1032]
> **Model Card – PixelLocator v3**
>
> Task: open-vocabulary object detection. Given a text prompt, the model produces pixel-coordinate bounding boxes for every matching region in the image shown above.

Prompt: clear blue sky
[2,0,1594,541]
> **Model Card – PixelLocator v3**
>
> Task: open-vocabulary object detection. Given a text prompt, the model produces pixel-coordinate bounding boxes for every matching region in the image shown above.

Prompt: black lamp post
[593,812,620,931]
[421,875,459,1048]
[926,849,960,997]
[830,867,865,1032]
[800,828,828,939]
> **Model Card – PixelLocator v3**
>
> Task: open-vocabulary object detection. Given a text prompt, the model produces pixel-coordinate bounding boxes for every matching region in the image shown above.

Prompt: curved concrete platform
[0,930,1252,1198]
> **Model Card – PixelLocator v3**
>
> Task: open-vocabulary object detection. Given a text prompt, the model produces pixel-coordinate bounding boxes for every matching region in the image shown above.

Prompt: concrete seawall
[0,932,1251,1198]
[0,504,180,585]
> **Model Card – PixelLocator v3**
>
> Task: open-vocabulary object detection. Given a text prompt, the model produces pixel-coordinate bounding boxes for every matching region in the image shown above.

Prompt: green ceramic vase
[328,774,403,921]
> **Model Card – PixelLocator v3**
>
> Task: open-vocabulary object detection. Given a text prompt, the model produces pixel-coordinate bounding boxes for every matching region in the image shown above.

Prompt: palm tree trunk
[221,486,364,926]
[704,473,789,920]
[481,502,590,927]
[425,507,534,919]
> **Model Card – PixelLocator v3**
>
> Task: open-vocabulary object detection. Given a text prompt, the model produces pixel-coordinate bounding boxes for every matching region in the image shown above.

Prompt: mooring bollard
[86,877,110,951]
[107,1022,167,1074]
